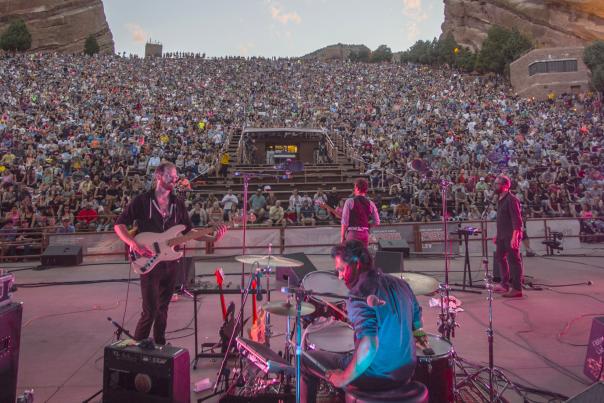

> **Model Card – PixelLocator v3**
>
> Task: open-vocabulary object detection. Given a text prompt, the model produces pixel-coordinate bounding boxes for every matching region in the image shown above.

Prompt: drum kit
[206,251,471,403]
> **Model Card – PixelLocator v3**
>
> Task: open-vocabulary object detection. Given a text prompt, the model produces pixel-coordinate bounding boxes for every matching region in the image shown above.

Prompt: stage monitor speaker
[583,316,604,382]
[375,251,404,274]
[378,239,410,258]
[176,257,195,289]
[0,302,23,403]
[103,342,190,403]
[565,381,604,402]
[41,245,83,267]
[275,253,317,286]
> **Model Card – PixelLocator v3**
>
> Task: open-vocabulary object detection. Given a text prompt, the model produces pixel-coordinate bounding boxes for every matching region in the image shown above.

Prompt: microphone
[256,270,263,301]
[366,295,386,307]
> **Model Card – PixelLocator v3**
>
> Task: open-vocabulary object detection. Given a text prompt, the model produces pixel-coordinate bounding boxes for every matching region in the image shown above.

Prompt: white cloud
[403,0,422,14]
[239,42,256,56]
[126,23,148,44]
[402,0,427,21]
[406,22,419,42]
[269,4,301,25]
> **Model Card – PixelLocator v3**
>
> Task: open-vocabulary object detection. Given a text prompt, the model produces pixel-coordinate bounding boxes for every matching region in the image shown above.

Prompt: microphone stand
[456,258,521,402]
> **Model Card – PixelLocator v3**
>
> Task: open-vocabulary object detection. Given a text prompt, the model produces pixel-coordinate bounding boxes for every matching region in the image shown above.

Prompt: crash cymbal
[391,272,439,296]
[262,301,315,317]
[235,254,303,268]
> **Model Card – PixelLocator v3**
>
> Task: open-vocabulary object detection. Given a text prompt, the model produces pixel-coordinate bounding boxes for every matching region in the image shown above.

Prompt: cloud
[406,22,420,42]
[239,42,256,56]
[403,0,422,15]
[126,23,148,44]
[269,4,301,25]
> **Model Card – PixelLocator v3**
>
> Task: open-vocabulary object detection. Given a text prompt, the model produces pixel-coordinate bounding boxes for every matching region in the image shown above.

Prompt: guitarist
[340,178,380,248]
[114,162,227,345]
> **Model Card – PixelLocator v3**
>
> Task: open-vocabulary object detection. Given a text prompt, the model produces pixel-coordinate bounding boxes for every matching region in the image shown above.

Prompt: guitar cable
[119,250,134,340]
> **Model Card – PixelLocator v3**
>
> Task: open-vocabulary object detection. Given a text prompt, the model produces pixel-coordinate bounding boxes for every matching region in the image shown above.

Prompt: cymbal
[390,272,439,296]
[235,254,304,268]
[262,301,315,317]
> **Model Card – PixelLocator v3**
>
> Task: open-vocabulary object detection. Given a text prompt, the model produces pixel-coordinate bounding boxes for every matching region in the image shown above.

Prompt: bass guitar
[130,224,227,275]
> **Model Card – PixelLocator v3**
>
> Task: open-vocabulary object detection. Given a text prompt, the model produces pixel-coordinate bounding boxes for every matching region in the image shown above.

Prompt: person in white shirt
[221,189,238,221]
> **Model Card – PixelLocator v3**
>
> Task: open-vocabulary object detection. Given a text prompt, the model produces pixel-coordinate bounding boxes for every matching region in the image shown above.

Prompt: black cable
[166,300,198,334]
[532,281,593,288]
[6,265,42,273]
[463,304,590,387]
[120,261,133,337]
[16,278,140,287]
[541,255,604,270]
[544,287,604,305]
[501,299,591,386]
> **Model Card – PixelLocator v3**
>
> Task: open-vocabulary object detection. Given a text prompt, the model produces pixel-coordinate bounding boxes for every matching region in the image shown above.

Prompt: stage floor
[5,249,604,403]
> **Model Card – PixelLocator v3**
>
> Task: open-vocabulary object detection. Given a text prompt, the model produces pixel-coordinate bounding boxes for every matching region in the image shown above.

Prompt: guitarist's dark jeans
[134,262,179,345]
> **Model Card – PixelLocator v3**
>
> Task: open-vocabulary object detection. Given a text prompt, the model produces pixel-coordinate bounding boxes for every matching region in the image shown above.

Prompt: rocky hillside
[302,43,371,61]
[0,0,114,53]
[442,0,604,50]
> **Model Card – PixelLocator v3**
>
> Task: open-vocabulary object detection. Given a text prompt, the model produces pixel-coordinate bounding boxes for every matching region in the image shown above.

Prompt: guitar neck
[167,228,212,247]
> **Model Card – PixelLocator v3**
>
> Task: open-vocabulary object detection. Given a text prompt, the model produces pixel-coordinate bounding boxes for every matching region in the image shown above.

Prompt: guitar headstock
[214,267,225,286]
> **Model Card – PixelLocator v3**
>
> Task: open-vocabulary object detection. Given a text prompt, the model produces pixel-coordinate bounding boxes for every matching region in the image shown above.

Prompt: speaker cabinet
[103,342,190,403]
[378,239,410,258]
[375,251,404,274]
[0,302,22,403]
[41,245,83,267]
[176,257,195,289]
[584,316,604,382]
[275,253,317,285]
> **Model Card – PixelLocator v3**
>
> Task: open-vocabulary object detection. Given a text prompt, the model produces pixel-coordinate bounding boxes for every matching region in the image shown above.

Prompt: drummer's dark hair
[331,240,374,272]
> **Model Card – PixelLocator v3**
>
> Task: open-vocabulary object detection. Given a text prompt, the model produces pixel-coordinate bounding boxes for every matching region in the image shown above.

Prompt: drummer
[300,240,428,403]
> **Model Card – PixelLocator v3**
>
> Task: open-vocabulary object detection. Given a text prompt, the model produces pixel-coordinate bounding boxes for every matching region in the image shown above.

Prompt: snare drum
[305,320,355,354]
[413,334,455,403]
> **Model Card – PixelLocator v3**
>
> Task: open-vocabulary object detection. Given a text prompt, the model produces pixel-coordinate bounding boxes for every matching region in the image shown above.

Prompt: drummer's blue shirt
[347,270,422,382]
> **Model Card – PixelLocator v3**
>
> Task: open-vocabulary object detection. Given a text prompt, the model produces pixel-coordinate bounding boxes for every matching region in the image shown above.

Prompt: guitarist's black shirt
[116,190,192,235]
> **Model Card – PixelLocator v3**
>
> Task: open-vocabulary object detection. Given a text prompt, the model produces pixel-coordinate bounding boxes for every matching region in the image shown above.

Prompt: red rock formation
[442,0,604,51]
[0,0,114,53]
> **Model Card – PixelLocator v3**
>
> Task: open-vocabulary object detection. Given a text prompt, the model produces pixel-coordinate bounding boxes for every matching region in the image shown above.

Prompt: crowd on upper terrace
[0,53,602,253]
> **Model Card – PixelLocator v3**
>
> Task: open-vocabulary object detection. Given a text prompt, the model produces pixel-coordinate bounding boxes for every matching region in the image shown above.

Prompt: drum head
[417,334,453,359]
[302,270,349,303]
[306,321,355,353]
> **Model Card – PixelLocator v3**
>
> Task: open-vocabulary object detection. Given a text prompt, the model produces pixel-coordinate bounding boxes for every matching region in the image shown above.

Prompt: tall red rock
[442,0,604,51]
[0,0,114,53]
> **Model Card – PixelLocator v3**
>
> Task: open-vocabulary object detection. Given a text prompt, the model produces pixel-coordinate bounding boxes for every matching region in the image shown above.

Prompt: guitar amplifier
[378,239,410,258]
[0,302,23,403]
[103,342,190,403]
[275,253,317,286]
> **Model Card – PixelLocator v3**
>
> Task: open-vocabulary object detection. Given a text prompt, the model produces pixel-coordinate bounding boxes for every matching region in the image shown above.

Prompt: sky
[103,0,445,57]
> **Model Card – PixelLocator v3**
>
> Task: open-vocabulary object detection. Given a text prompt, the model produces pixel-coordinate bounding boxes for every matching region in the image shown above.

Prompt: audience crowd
[1,53,603,256]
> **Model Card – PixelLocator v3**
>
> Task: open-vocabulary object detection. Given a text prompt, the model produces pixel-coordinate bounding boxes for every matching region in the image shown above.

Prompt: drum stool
[345,381,428,403]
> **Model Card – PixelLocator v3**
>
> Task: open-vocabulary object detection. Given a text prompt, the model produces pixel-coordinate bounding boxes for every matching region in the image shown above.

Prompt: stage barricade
[40,217,597,261]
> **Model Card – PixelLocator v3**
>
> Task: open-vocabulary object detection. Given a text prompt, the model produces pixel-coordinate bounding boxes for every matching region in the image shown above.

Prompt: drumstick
[301,350,328,374]
[322,300,348,320]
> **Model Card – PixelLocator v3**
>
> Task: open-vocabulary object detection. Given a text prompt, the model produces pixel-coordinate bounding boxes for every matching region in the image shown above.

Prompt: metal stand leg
[455,258,524,402]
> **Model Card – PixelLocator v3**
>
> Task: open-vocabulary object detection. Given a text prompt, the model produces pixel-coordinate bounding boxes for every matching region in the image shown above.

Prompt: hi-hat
[235,254,303,268]
[262,301,315,317]
[390,272,439,296]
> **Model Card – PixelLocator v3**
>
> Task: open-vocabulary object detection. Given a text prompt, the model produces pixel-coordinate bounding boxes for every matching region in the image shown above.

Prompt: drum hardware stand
[452,226,483,293]
[455,258,522,402]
